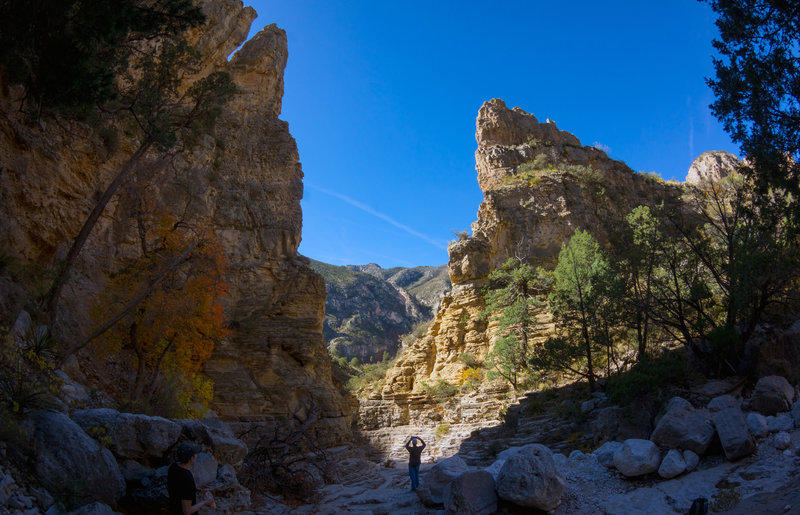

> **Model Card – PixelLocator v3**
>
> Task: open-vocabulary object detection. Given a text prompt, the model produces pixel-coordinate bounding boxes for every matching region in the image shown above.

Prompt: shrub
[435,423,451,438]
[346,362,392,395]
[457,352,482,369]
[606,352,688,406]
[0,326,60,419]
[420,379,458,400]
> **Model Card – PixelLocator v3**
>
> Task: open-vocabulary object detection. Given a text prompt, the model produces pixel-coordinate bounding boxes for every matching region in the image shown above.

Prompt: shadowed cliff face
[0,0,353,445]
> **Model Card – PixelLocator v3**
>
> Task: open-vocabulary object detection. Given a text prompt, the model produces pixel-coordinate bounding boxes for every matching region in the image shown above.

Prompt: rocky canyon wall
[0,0,353,445]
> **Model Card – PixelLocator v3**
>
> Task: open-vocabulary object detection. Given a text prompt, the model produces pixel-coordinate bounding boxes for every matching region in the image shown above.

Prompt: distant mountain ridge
[309,260,451,362]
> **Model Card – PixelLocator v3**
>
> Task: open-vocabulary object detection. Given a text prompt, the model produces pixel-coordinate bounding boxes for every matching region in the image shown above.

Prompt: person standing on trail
[404,435,426,491]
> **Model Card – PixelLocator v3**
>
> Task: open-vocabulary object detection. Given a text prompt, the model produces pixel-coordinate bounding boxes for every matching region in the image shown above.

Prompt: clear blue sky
[242,1,739,268]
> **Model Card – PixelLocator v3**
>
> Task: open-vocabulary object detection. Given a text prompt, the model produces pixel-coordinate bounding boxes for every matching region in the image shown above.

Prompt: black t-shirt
[167,463,196,515]
[406,442,425,467]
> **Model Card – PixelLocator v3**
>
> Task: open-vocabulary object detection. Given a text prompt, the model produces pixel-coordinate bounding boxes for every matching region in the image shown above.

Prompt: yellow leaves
[460,367,482,385]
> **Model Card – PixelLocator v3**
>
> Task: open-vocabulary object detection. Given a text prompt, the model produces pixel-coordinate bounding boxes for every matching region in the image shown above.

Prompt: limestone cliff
[0,0,353,445]
[359,99,682,441]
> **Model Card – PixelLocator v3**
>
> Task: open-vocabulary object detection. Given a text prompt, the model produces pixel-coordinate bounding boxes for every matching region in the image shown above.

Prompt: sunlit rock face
[685,150,739,185]
[359,99,685,451]
[0,0,353,446]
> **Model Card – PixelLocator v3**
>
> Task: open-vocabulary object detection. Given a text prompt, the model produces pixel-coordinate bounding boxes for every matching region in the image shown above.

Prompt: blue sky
[242,1,739,268]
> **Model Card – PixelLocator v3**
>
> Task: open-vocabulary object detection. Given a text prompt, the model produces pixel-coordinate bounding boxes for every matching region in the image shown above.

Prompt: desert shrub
[0,326,60,419]
[346,362,392,395]
[605,352,688,406]
[565,164,602,188]
[639,170,664,183]
[435,423,451,438]
[457,352,482,369]
[240,406,328,502]
[420,379,458,400]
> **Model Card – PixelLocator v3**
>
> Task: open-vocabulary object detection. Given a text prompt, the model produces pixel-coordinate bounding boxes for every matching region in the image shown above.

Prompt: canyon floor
[251,421,800,514]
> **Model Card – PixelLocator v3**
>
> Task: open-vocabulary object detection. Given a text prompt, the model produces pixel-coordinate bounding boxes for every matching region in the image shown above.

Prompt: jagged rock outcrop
[0,0,353,445]
[310,260,449,362]
[685,150,739,185]
[358,99,683,447]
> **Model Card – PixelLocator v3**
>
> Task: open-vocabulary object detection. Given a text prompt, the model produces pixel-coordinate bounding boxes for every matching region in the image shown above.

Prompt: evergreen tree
[481,258,547,390]
[704,0,800,194]
[542,230,619,391]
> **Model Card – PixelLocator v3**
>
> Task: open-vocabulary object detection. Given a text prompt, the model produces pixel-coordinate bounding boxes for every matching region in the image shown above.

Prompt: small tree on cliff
[89,210,229,417]
[482,258,548,390]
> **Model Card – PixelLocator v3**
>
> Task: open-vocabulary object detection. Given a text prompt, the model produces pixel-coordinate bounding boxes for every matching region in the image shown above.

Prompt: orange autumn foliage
[90,213,229,415]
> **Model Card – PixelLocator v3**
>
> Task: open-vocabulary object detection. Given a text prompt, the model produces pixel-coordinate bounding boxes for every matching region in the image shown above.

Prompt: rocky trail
[258,429,800,514]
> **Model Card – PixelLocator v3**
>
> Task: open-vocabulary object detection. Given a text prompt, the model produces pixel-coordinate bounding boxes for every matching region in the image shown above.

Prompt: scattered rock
[747,412,769,438]
[775,432,792,450]
[22,410,125,507]
[650,396,715,454]
[613,439,661,477]
[767,414,795,433]
[747,376,795,415]
[592,441,623,468]
[416,455,469,506]
[178,418,248,469]
[682,450,700,472]
[443,470,497,515]
[496,444,565,511]
[658,449,686,479]
[708,395,756,460]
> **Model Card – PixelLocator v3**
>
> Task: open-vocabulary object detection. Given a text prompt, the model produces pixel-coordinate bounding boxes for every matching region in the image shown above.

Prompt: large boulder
[746,375,795,415]
[443,470,497,515]
[708,395,756,460]
[592,441,623,468]
[650,397,715,454]
[657,449,686,479]
[416,455,469,507]
[746,412,769,438]
[496,444,565,511]
[767,414,794,433]
[73,409,181,461]
[23,410,125,507]
[192,453,219,487]
[179,418,248,469]
[682,450,700,472]
[613,439,661,477]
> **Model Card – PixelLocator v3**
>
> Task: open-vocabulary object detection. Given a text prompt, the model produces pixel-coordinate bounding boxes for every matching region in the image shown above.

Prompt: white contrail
[308,184,448,250]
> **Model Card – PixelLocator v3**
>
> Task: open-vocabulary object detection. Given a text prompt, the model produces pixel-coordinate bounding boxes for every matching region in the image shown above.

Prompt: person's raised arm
[418,436,426,449]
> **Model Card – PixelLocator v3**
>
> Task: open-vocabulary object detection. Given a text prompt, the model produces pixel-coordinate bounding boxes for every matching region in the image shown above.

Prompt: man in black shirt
[167,442,217,514]
[404,435,426,491]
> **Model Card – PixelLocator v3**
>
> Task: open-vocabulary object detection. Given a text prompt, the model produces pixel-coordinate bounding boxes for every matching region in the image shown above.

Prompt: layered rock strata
[0,1,353,444]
